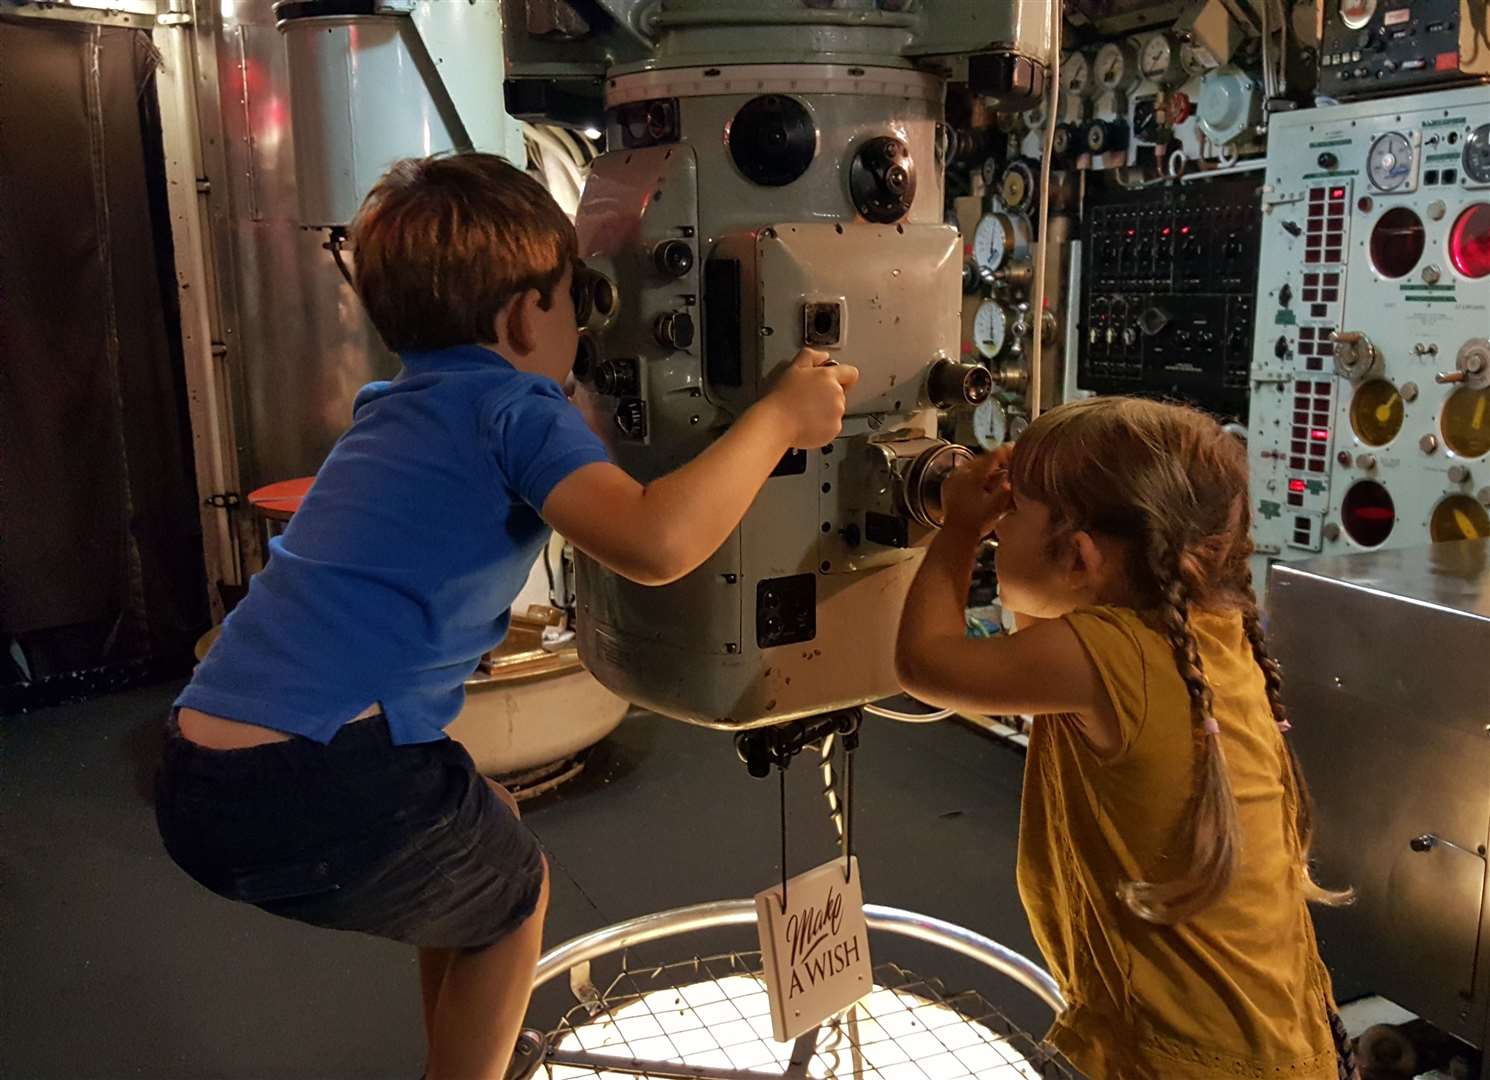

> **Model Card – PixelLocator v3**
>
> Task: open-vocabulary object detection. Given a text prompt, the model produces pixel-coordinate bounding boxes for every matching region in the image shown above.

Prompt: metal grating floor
[543,954,1074,1079]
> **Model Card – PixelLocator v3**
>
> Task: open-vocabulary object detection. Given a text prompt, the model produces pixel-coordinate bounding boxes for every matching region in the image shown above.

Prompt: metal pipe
[533,899,1066,1014]
[153,0,244,620]
[1027,0,1061,421]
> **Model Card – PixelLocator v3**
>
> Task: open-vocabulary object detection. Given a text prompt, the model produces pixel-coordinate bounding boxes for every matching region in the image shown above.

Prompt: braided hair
[1009,397,1350,923]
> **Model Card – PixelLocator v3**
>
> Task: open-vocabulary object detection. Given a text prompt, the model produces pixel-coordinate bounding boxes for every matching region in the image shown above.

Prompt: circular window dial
[1442,386,1490,458]
[973,299,1011,359]
[1094,41,1138,92]
[1341,480,1396,547]
[1139,33,1185,88]
[972,397,1009,450]
[1368,131,1414,191]
[1350,380,1405,446]
[1062,52,1091,97]
[1369,206,1425,278]
[1464,124,1490,185]
[1431,495,1490,542]
[999,162,1035,213]
[972,212,1029,272]
[1339,0,1377,30]
[1180,41,1217,76]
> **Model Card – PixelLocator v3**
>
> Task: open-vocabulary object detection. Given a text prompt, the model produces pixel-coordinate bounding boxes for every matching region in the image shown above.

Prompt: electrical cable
[864,703,954,723]
[1028,0,1061,422]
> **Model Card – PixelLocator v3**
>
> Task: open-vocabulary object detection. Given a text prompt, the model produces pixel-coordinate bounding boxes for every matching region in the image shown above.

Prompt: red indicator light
[1180,225,1191,235]
[1449,203,1490,279]
[1330,187,1345,199]
[1288,479,1307,493]
[1311,428,1329,441]
[1161,226,1172,237]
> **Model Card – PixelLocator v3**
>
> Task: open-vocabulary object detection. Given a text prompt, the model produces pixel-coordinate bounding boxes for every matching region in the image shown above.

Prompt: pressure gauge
[972,397,1009,450]
[1139,32,1186,88]
[1094,41,1139,92]
[1368,131,1413,191]
[972,212,1031,273]
[999,161,1037,214]
[1461,123,1490,184]
[1062,52,1091,98]
[1179,40,1217,77]
[1339,0,1377,30]
[973,299,1012,359]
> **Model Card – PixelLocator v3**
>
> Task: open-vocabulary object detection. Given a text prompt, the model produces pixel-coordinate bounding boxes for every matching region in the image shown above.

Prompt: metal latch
[204,492,241,509]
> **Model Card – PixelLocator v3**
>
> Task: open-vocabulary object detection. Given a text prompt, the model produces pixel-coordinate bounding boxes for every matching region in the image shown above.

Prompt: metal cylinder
[927,359,993,408]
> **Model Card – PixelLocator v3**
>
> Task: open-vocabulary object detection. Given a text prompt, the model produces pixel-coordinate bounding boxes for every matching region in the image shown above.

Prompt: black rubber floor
[1,681,1046,1079]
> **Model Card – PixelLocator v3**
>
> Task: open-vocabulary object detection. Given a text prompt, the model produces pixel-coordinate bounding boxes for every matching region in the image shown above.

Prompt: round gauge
[973,299,1012,359]
[1062,52,1091,97]
[1464,123,1490,185]
[1430,494,1490,542]
[1442,386,1490,458]
[1139,33,1185,88]
[1094,42,1138,91]
[1349,380,1404,446]
[1180,40,1217,76]
[972,397,1009,450]
[973,213,1013,271]
[999,162,1036,213]
[1367,131,1413,191]
[1339,0,1377,30]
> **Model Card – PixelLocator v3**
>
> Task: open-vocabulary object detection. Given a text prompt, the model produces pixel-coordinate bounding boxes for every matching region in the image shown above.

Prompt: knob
[1357,453,1377,470]
[1279,283,1293,306]
[1422,264,1442,285]
[593,358,639,398]
[1437,370,1469,385]
[1420,434,1439,454]
[1449,464,1472,484]
[614,398,647,439]
[653,311,695,351]
[1317,151,1339,169]
[962,258,981,294]
[1274,336,1289,359]
[926,359,993,408]
[1410,834,1438,853]
[653,240,694,278]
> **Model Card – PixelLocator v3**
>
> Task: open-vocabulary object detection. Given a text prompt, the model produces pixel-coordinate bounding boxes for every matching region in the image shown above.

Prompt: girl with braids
[896,397,1352,1080]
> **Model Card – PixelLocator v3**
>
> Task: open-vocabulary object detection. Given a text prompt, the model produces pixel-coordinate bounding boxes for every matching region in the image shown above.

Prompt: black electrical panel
[1077,174,1261,421]
[1319,0,1476,100]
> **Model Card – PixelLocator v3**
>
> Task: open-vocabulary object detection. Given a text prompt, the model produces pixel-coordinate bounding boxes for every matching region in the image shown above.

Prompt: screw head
[1401,381,1420,402]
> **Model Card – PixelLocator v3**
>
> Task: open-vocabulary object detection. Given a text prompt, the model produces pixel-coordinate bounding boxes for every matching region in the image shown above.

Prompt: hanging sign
[754,857,872,1043]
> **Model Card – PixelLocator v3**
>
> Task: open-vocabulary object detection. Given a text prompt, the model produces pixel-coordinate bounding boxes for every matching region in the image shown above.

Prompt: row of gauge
[961,182,1040,450]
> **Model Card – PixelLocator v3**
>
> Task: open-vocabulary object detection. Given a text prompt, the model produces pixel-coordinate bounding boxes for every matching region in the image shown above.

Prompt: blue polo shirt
[176,345,610,745]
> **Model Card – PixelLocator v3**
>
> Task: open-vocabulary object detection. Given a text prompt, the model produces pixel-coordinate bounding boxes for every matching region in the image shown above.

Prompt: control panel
[1077,174,1262,419]
[1249,85,1490,578]
[1320,0,1489,100]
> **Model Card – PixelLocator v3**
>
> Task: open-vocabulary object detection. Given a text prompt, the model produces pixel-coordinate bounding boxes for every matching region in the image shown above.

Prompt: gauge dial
[999,162,1036,213]
[1179,40,1217,77]
[973,299,1011,359]
[1139,33,1185,88]
[973,213,1010,272]
[1368,131,1414,191]
[972,212,1030,272]
[1463,123,1490,184]
[1339,0,1377,30]
[972,397,1009,450]
[1094,41,1138,91]
[1062,52,1091,97]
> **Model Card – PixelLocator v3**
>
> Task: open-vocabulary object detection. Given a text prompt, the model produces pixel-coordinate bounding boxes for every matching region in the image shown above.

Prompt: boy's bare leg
[425,858,550,1080]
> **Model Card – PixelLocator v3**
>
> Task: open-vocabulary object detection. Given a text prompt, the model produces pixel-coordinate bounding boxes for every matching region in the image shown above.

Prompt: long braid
[1118,534,1240,924]
[1242,572,1354,908]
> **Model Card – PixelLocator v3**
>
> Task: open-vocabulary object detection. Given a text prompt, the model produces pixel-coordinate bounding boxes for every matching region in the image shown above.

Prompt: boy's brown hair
[348,153,577,353]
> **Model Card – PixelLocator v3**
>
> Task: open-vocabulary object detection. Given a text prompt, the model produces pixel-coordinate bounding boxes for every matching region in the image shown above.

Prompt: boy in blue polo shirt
[155,153,858,1080]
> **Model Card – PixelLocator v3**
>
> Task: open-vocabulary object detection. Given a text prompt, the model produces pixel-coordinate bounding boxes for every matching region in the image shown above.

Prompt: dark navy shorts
[154,714,545,951]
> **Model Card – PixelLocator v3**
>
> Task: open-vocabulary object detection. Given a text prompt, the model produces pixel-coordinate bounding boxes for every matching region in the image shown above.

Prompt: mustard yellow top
[1017,606,1338,1080]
